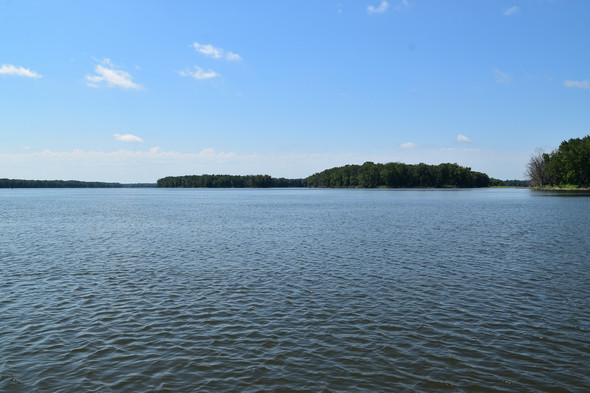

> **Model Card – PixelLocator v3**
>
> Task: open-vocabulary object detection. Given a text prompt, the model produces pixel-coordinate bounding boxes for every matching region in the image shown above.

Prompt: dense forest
[0,179,124,188]
[526,135,590,187]
[500,179,530,187]
[157,162,496,189]
[156,174,306,188]
[305,162,493,188]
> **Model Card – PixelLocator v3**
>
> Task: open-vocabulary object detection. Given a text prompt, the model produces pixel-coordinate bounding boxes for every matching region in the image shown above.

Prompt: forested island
[527,135,590,188]
[157,174,305,188]
[0,179,155,188]
[157,162,500,188]
[306,162,495,188]
[0,179,123,188]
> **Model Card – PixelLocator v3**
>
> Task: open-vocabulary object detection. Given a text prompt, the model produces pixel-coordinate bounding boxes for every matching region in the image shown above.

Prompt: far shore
[532,187,590,191]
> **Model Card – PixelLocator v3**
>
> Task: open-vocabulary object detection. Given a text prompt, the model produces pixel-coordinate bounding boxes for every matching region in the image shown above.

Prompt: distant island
[157,174,305,188]
[0,179,155,188]
[157,162,505,189]
[306,162,495,188]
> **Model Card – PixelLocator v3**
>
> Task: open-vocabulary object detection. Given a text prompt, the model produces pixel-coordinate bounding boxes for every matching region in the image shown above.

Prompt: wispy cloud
[564,80,590,89]
[192,42,241,61]
[179,66,220,80]
[400,142,417,149]
[193,43,222,58]
[503,6,519,16]
[0,64,42,78]
[86,59,143,90]
[367,1,389,14]
[395,0,411,11]
[494,68,512,84]
[114,133,144,143]
[457,134,472,143]
[225,52,241,62]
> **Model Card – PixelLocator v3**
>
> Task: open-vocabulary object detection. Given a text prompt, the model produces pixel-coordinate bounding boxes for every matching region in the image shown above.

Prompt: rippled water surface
[1,188,589,392]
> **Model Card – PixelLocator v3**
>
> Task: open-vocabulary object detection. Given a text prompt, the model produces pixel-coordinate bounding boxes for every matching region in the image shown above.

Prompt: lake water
[1,188,589,392]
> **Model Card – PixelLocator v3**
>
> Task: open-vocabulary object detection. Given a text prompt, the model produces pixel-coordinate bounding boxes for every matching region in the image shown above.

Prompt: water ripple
[1,188,589,392]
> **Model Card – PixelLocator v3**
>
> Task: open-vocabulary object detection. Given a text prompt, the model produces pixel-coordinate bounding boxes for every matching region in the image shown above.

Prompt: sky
[1,0,589,183]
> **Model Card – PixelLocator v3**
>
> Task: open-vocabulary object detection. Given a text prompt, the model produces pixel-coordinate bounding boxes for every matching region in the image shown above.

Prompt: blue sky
[1,0,589,182]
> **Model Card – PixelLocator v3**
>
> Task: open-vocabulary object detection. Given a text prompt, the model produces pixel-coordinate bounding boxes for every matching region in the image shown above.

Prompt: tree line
[156,174,306,188]
[0,179,123,188]
[306,162,493,188]
[526,135,590,187]
[157,162,496,189]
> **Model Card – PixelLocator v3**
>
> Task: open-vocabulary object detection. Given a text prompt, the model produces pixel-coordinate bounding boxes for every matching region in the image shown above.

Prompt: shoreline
[532,187,590,191]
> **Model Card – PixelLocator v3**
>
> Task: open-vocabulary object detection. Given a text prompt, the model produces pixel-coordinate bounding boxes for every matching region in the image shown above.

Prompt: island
[0,179,155,188]
[157,162,502,188]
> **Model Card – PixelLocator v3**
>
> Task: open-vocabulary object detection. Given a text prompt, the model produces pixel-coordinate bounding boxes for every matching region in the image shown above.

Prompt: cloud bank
[0,145,530,183]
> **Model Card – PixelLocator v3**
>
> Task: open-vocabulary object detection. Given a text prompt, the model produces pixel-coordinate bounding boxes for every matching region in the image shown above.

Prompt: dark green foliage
[157,174,306,188]
[121,183,157,188]
[502,179,529,187]
[0,179,123,188]
[527,135,590,187]
[488,179,530,187]
[543,135,590,187]
[306,162,490,188]
[489,178,505,186]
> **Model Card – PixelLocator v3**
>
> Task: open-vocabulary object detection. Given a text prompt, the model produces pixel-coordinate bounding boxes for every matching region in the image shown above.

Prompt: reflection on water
[1,188,589,392]
[531,189,590,197]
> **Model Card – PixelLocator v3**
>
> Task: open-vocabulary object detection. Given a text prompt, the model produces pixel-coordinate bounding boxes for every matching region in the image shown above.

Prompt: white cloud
[564,80,590,89]
[114,133,144,143]
[86,59,143,89]
[179,66,220,80]
[504,6,519,16]
[494,68,512,84]
[192,42,242,61]
[193,42,222,58]
[367,1,389,14]
[400,142,417,149]
[0,64,42,78]
[457,134,472,143]
[225,52,242,61]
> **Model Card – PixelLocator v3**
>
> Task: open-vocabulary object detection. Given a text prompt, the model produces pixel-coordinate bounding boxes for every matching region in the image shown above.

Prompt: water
[1,188,589,392]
